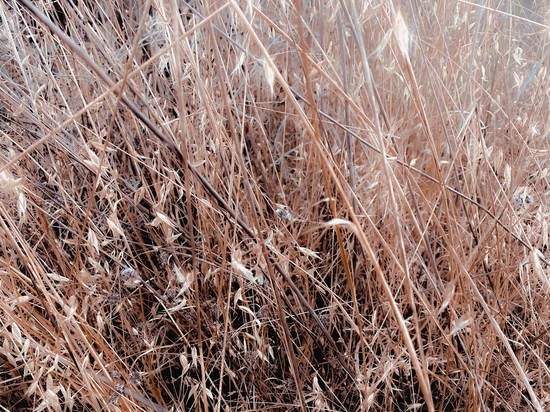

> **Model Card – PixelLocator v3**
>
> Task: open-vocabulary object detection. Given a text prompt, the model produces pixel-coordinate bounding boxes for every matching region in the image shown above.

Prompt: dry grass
[0,0,550,410]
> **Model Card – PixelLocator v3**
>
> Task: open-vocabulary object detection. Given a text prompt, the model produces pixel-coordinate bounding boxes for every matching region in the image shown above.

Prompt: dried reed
[0,0,550,411]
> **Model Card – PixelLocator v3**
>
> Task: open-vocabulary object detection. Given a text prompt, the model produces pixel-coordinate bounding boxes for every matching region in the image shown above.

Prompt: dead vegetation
[1,0,550,410]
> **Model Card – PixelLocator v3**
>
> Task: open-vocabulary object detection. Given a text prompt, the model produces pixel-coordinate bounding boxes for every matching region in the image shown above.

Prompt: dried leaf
[17,192,26,218]
[174,265,193,297]
[0,171,22,191]
[438,278,457,315]
[532,249,550,290]
[11,323,22,345]
[234,287,243,307]
[263,57,275,95]
[107,214,125,238]
[297,246,321,260]
[88,229,99,254]
[232,258,255,283]
[394,11,410,58]
[152,211,176,228]
[450,316,473,336]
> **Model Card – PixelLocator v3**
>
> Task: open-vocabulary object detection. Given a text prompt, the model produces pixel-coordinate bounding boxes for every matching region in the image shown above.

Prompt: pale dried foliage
[1,0,550,411]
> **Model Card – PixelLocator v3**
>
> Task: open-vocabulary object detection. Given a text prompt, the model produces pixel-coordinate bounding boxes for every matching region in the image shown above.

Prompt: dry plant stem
[0,203,58,333]
[175,4,271,409]
[169,7,208,412]
[294,91,548,265]
[14,0,176,154]
[198,160,355,377]
[241,0,547,408]
[460,3,483,113]
[9,10,170,406]
[406,180,444,294]
[295,78,545,334]
[297,3,365,409]
[0,76,121,176]
[225,1,354,380]
[336,11,356,214]
[249,3,378,133]
[8,1,550,410]
[14,0,536,281]
[409,170,528,403]
[295,0,367,379]
[459,0,550,30]
[173,3,208,411]
[231,0,436,408]
[181,11,315,410]
[4,0,232,176]
[399,199,490,411]
[21,337,169,412]
[207,4,308,410]
[27,0,353,404]
[0,204,103,411]
[214,222,234,412]
[340,0,392,132]
[344,0,434,409]
[12,2,212,410]
[88,0,349,403]
[433,178,543,410]
[186,0,540,269]
[452,247,544,411]
[73,0,152,271]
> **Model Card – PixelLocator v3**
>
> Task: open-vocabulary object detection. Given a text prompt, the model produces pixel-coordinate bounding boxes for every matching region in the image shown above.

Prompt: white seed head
[394,11,410,59]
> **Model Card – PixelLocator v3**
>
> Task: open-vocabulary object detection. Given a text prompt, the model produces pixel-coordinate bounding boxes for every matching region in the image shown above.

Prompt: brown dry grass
[0,0,550,411]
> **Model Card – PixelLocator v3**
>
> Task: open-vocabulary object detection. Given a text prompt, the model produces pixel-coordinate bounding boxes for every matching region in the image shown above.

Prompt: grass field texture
[0,0,550,411]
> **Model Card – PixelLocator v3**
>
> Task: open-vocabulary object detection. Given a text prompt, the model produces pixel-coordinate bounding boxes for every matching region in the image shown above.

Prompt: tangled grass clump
[1,0,550,411]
